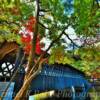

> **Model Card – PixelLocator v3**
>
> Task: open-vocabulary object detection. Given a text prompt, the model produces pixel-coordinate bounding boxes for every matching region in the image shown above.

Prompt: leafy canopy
[0,0,100,76]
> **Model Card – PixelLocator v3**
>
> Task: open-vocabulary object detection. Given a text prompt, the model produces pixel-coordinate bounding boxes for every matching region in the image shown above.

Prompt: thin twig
[39,22,73,43]
[38,22,53,35]
[63,32,79,47]
[38,22,50,29]
[46,24,70,52]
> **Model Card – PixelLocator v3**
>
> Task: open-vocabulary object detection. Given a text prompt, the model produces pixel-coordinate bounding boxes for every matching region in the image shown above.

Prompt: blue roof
[31,64,91,92]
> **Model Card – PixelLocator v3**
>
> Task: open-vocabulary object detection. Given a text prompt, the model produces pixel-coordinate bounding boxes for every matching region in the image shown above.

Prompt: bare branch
[45,24,70,52]
[38,22,53,35]
[63,32,79,47]
[26,0,40,74]
[38,22,50,29]
[39,20,79,49]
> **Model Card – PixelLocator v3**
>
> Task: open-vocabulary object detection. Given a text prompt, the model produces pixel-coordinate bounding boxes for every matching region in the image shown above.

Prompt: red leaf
[29,16,36,24]
[21,35,31,43]
[24,44,32,54]
[35,36,42,55]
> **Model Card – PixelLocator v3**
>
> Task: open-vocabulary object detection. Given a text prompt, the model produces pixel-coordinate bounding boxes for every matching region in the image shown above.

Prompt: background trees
[0,0,100,99]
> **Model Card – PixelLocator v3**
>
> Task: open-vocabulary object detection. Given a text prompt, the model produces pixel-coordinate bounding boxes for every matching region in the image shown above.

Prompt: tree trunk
[14,69,39,100]
[25,0,39,81]
[14,58,45,100]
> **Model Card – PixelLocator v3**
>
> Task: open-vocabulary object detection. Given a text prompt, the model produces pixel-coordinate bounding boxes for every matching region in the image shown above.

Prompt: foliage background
[0,0,100,76]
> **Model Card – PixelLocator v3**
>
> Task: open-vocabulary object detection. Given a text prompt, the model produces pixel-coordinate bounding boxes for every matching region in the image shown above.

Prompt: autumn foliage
[19,16,42,55]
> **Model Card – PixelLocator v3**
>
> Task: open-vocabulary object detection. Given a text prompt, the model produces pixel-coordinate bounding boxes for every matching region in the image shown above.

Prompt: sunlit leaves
[74,0,100,36]
[73,47,100,75]
[20,2,35,20]
[0,0,35,45]
[49,46,74,64]
[49,45,100,76]
[0,35,5,43]
[40,0,68,28]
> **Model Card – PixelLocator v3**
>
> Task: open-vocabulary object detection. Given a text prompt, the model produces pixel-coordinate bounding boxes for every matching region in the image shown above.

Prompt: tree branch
[25,24,70,79]
[38,22,50,29]
[39,22,79,51]
[38,22,53,35]
[14,58,46,100]
[95,0,100,8]
[45,24,70,52]
[14,22,70,99]
[63,32,79,47]
[26,0,40,74]
[26,24,70,79]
